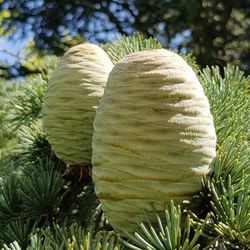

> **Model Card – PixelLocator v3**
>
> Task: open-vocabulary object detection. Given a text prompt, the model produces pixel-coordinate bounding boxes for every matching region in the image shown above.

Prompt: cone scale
[92,49,216,233]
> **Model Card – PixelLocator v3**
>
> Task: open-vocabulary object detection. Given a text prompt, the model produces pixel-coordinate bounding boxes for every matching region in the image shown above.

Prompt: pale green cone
[43,44,113,165]
[92,49,216,233]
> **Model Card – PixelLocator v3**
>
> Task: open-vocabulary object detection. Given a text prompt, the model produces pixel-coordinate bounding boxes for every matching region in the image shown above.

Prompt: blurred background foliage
[0,0,250,78]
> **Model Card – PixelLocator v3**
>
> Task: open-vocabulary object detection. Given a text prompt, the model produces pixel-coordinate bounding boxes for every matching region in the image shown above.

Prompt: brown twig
[59,164,93,215]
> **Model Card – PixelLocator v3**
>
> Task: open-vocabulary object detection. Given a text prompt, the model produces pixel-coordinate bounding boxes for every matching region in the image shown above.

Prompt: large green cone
[43,44,113,165]
[92,49,216,233]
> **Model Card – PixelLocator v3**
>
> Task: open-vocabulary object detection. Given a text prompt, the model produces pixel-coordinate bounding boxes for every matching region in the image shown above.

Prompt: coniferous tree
[0,34,249,249]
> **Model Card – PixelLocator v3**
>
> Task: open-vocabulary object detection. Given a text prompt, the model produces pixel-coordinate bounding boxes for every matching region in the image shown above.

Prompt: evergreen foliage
[2,224,120,250]
[202,176,250,249]
[121,201,202,250]
[7,75,46,129]
[103,33,199,74]
[17,120,51,165]
[103,33,162,64]
[0,35,249,249]
[192,65,250,249]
